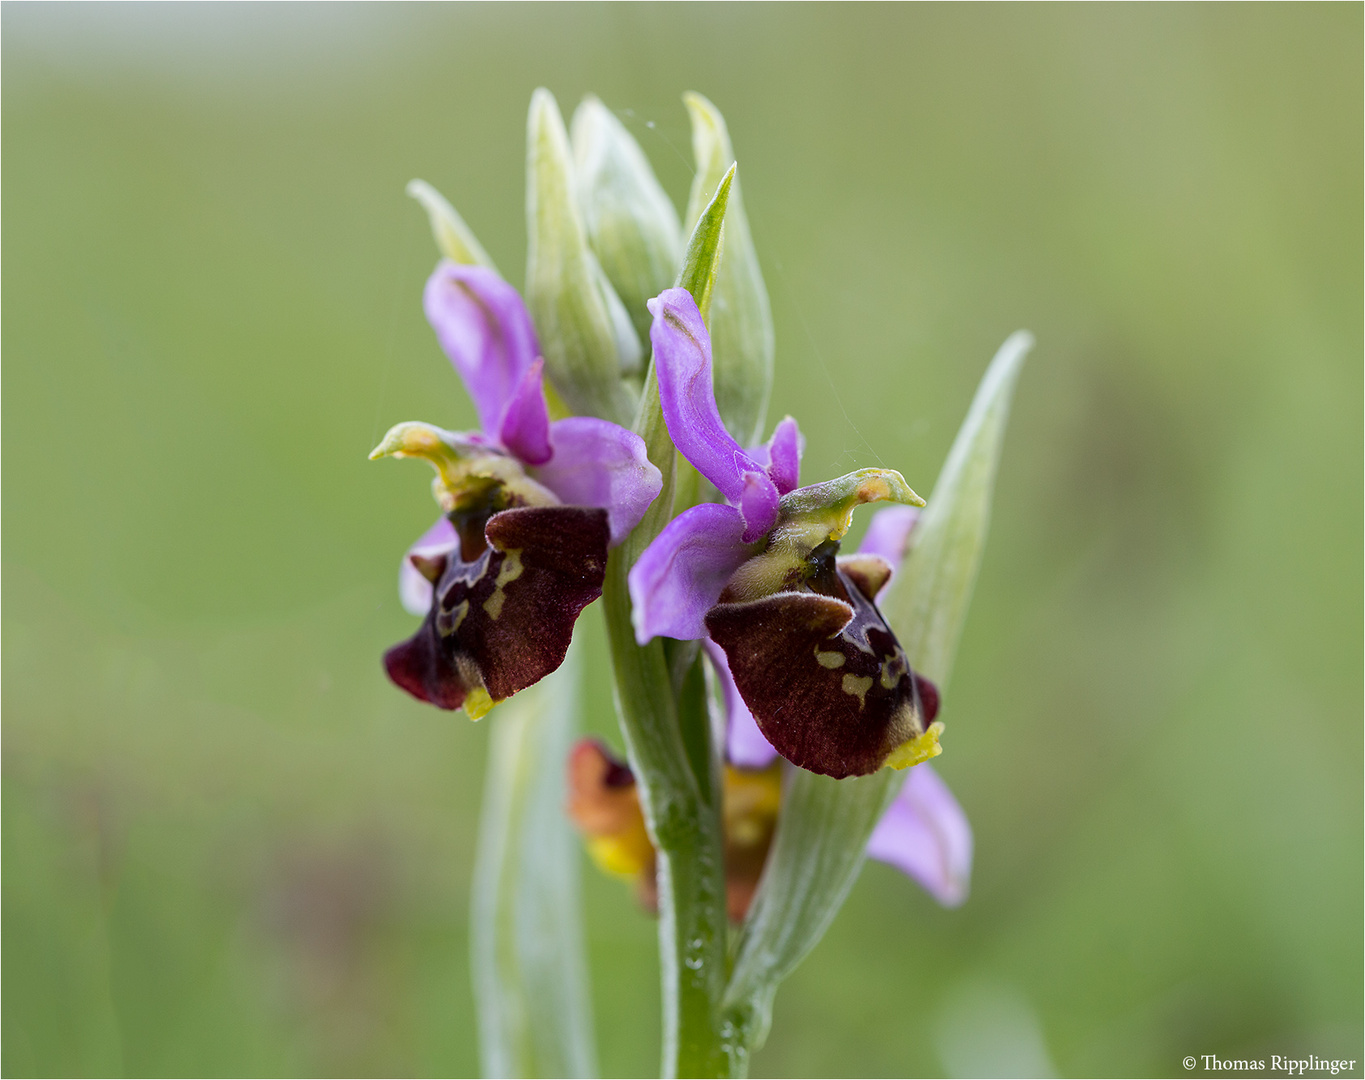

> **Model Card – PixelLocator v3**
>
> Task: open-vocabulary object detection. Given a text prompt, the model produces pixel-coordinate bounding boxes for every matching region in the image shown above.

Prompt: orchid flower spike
[373,262,662,719]
[629,287,938,778]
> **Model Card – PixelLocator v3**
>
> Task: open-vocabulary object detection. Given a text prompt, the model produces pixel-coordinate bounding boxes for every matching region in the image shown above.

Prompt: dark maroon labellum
[706,561,933,779]
[384,505,609,711]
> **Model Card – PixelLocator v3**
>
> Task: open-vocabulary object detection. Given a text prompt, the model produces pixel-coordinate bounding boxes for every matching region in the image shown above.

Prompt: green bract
[880,331,1034,684]
[683,93,775,448]
[525,88,642,425]
[627,165,735,567]
[470,647,596,1078]
[572,96,683,343]
[721,331,1033,1067]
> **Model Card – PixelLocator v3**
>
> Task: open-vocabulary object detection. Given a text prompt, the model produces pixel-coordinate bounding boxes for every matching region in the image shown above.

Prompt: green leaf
[571,96,683,343]
[525,88,641,424]
[879,330,1034,683]
[470,645,597,1079]
[676,162,734,325]
[721,331,1034,1063]
[721,766,900,1068]
[405,178,499,272]
[682,93,774,447]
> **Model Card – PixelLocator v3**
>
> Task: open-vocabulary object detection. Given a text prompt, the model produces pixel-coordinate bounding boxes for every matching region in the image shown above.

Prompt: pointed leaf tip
[620,159,736,561]
[880,329,1033,687]
[405,179,498,271]
[681,93,774,448]
[675,162,735,322]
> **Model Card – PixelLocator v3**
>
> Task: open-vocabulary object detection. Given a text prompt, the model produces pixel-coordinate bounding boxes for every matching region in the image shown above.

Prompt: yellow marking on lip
[880,651,908,689]
[815,648,846,669]
[884,720,944,771]
[841,673,873,707]
[482,549,524,620]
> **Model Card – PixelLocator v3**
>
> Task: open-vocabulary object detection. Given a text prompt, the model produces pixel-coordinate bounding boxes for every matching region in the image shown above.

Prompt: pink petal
[499,359,553,466]
[857,504,921,595]
[648,288,778,541]
[628,502,752,643]
[423,261,540,438]
[866,763,973,907]
[759,415,804,495]
[532,417,662,547]
[703,639,779,769]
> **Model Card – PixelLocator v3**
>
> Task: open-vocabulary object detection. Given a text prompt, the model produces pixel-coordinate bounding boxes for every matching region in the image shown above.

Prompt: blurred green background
[3,4,1360,1077]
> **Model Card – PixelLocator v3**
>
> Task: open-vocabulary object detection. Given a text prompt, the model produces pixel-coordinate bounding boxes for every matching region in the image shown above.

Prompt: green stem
[603,555,732,1078]
[598,164,737,1077]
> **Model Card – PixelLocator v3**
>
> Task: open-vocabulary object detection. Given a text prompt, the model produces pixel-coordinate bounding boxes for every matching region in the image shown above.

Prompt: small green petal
[369,420,558,514]
[724,468,924,602]
[777,468,925,537]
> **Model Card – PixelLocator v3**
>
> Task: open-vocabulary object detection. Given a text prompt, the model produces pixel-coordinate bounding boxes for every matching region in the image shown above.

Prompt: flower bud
[567,737,784,921]
[571,96,683,343]
[525,88,641,424]
[682,92,774,447]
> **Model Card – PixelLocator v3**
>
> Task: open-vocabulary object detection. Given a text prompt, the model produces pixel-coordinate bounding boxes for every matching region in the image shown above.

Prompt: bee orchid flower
[628,287,942,778]
[374,261,662,718]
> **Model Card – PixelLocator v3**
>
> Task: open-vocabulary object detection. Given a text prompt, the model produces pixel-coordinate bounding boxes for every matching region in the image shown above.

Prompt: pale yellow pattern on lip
[880,650,909,689]
[447,599,470,635]
[841,672,873,707]
[482,549,525,620]
[815,648,846,669]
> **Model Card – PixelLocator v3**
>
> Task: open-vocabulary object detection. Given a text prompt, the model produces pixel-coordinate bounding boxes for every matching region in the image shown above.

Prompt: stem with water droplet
[603,554,733,1078]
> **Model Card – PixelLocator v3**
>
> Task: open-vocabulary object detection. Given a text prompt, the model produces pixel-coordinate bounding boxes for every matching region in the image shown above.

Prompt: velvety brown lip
[384,505,609,711]
[706,563,931,779]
